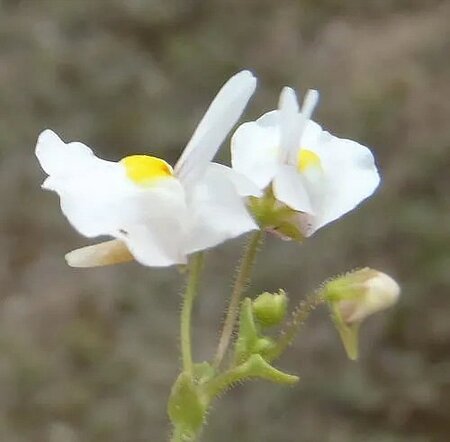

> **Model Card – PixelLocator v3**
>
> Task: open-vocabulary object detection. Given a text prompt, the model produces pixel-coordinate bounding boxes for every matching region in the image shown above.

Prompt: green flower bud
[253,290,288,327]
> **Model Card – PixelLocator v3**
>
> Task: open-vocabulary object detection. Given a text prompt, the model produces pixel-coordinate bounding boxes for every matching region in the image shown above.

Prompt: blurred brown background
[0,1,449,441]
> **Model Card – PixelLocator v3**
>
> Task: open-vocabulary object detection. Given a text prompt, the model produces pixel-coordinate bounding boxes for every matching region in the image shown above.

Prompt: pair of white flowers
[36,70,380,268]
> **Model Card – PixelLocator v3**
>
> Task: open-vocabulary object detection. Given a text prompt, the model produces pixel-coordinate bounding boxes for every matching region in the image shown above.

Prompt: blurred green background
[0,1,449,441]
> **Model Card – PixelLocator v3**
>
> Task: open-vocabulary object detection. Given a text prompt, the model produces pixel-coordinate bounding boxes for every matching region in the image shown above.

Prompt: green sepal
[248,193,305,242]
[330,304,360,361]
[324,268,378,303]
[270,217,303,241]
[248,194,277,227]
[241,354,299,385]
[205,354,299,401]
[168,372,207,440]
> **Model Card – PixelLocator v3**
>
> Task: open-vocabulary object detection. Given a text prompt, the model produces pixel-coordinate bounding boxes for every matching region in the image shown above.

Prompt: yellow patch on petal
[121,155,173,185]
[297,149,321,172]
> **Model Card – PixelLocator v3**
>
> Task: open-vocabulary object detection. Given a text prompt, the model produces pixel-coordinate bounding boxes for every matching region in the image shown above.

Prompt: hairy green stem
[170,427,197,442]
[206,353,298,400]
[213,231,264,369]
[170,427,183,442]
[266,291,326,362]
[181,253,204,374]
[206,357,257,399]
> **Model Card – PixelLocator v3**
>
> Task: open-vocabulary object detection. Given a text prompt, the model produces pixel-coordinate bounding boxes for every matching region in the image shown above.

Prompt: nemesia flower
[231,87,380,238]
[36,71,261,267]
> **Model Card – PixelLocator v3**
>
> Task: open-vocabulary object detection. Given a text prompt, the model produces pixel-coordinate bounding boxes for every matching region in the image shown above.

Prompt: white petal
[120,217,187,267]
[37,130,190,267]
[37,134,132,237]
[106,177,189,267]
[272,166,314,213]
[36,129,107,176]
[253,110,324,168]
[231,120,280,189]
[65,176,188,266]
[287,89,320,165]
[279,87,300,162]
[258,90,320,167]
[256,108,322,139]
[256,109,279,127]
[66,239,133,267]
[207,163,262,197]
[300,119,325,149]
[46,168,131,237]
[175,70,257,186]
[308,136,380,231]
[300,90,320,123]
[186,166,258,254]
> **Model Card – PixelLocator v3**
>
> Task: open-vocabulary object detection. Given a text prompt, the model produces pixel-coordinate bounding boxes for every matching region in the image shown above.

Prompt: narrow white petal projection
[288,89,319,165]
[175,70,257,187]
[300,89,319,121]
[279,87,300,162]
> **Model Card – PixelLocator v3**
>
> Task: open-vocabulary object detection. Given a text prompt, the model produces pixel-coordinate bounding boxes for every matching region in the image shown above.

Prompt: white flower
[36,71,261,267]
[231,87,380,237]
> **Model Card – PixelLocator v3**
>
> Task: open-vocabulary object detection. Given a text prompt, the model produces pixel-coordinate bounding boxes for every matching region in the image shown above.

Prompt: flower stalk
[266,290,326,362]
[181,253,204,374]
[213,230,264,369]
[170,427,184,442]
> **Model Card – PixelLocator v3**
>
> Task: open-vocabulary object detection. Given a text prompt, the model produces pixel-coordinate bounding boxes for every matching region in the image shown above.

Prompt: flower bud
[325,268,400,324]
[325,268,400,360]
[252,290,288,327]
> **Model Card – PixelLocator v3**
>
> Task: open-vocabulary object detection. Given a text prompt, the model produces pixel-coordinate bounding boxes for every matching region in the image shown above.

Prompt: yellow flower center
[121,155,173,185]
[297,149,321,172]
